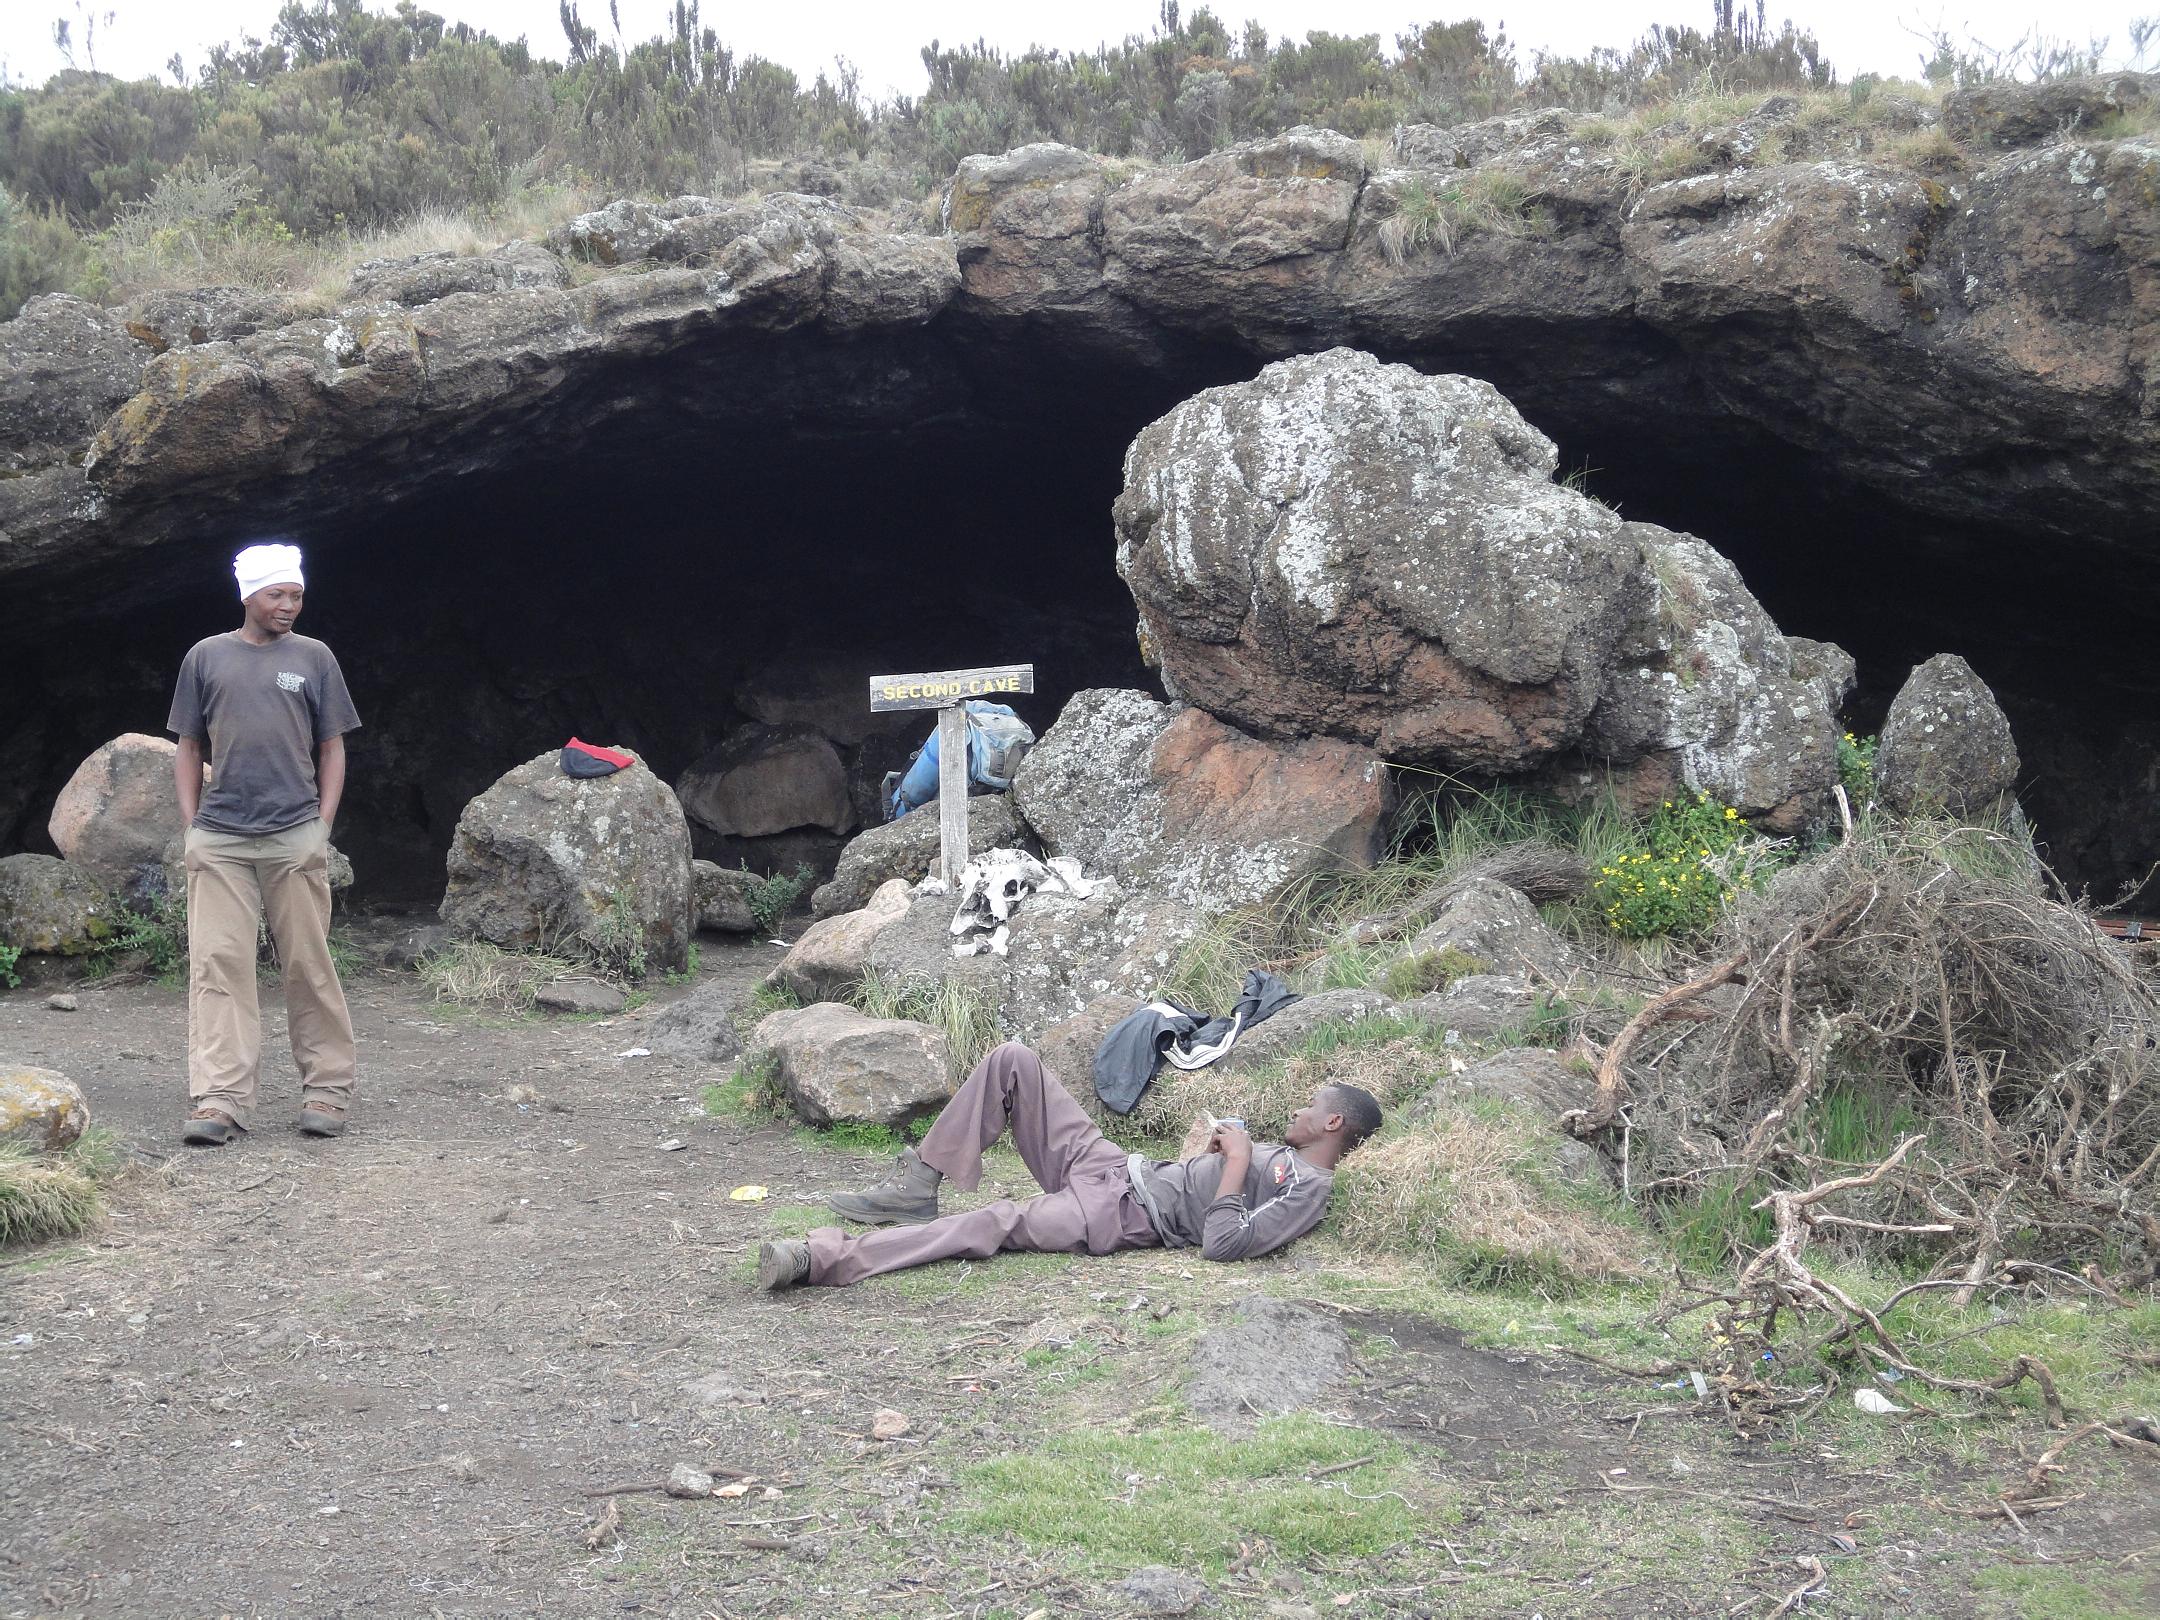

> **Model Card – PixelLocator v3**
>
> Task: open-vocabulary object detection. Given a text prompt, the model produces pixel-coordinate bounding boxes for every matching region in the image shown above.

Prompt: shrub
[850,969,1001,1082]
[1591,791,1765,938]
[0,944,19,990]
[579,887,650,981]
[745,864,813,933]
[1836,730,1878,806]
[417,938,576,1009]
[99,892,187,981]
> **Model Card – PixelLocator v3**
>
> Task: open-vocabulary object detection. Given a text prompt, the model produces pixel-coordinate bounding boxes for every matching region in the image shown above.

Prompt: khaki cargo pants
[184,818,356,1127]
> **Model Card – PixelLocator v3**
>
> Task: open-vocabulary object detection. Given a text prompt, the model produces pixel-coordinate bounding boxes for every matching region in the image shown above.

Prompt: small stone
[533,979,627,1015]
[664,1462,716,1498]
[45,994,78,1012]
[1117,1566,1209,1615]
[870,1407,911,1441]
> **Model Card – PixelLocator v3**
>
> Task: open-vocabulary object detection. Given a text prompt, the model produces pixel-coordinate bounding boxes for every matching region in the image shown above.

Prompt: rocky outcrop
[1118,351,1842,825]
[1406,879,1579,982]
[1877,654,2022,816]
[440,750,692,974]
[47,734,195,891]
[0,1064,89,1152]
[768,878,912,1002]
[811,796,1024,919]
[1013,688,1393,911]
[0,855,117,956]
[6,86,2160,896]
[750,1002,950,1127]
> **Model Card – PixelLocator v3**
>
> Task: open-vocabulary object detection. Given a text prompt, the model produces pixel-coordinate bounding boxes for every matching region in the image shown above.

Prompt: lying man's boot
[756,1239,811,1292]
[827,1147,942,1226]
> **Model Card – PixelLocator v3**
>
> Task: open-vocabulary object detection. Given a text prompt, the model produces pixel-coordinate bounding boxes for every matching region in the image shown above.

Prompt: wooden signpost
[869,663,1035,884]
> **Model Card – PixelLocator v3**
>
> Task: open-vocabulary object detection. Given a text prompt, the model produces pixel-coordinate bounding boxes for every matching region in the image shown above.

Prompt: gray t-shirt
[1133,1143,1335,1262]
[168,632,362,836]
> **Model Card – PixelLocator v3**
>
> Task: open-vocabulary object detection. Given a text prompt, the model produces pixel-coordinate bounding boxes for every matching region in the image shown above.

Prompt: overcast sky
[2,2,2151,99]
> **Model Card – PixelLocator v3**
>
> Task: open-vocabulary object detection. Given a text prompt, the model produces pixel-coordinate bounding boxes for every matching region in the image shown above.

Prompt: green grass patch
[952,1414,1430,1573]
[1973,1564,2155,1620]
[849,969,1002,1082]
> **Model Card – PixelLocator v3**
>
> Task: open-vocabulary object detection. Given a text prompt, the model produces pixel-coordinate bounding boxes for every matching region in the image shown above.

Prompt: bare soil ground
[3,936,2156,1620]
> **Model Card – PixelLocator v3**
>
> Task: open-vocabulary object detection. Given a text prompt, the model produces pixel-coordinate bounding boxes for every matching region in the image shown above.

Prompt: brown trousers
[183,819,356,1127]
[803,1042,1158,1286]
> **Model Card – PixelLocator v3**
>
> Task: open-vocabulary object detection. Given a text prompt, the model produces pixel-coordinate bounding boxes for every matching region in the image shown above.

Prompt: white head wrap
[234,542,305,600]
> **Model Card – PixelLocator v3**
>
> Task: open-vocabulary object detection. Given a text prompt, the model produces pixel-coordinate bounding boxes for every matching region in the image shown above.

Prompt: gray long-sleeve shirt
[1131,1144,1335,1262]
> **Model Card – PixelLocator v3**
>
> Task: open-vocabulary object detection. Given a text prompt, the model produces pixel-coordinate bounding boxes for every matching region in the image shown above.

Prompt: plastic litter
[728,1185,769,1202]
[1854,1388,1908,1415]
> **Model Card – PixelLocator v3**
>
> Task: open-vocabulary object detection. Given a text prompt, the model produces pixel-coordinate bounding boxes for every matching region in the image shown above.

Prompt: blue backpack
[882,701,1036,820]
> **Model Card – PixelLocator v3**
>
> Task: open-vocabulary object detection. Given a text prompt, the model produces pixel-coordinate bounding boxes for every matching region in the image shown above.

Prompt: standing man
[168,542,362,1146]
[755,1042,1380,1291]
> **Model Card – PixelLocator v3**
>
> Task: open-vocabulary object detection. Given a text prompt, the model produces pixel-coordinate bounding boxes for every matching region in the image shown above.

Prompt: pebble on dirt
[665,1462,717,1498]
[45,993,78,1011]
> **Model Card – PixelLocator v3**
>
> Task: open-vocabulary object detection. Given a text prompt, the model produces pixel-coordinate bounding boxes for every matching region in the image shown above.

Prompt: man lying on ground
[756,1041,1381,1291]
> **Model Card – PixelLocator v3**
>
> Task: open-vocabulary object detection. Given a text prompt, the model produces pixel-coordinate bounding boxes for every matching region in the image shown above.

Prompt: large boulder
[440,750,692,974]
[692,860,758,934]
[646,983,747,1065]
[768,878,912,1002]
[47,733,197,891]
[0,1064,89,1152]
[1116,350,1644,770]
[1012,689,1393,912]
[811,796,1023,919]
[863,881,1191,1041]
[1409,1048,1596,1120]
[676,725,854,839]
[1407,973,1542,1043]
[0,855,117,957]
[1112,350,1842,827]
[1876,654,2022,816]
[750,1003,950,1128]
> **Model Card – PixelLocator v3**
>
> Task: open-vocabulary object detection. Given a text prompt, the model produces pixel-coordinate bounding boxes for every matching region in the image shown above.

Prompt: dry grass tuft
[1333,1109,1646,1286]
[417,939,580,1010]
[0,1142,110,1248]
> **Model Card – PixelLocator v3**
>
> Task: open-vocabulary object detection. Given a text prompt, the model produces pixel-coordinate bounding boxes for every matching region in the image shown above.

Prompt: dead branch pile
[1576,816,2160,1296]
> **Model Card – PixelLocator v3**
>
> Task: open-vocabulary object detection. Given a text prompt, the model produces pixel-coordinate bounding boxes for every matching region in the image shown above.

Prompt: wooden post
[935,702,970,886]
[867,663,1036,888]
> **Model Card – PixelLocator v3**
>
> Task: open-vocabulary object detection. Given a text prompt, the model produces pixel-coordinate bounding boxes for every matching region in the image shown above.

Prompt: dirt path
[3,944,2156,1620]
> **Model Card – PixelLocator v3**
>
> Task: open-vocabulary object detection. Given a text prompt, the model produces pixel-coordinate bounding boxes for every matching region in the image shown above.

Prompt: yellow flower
[1724,807,1737,819]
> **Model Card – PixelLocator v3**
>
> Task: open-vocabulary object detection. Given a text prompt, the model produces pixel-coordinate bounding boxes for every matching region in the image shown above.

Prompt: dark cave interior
[7,332,2156,906]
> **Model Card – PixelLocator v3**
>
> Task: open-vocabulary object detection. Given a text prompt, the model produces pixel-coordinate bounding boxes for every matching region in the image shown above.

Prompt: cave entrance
[8,330,2156,906]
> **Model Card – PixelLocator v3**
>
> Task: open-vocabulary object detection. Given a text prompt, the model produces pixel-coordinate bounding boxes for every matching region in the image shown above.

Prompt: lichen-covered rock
[768,878,912,1002]
[692,860,758,933]
[0,295,149,465]
[0,855,117,956]
[1573,530,1841,831]
[1407,879,1578,982]
[0,1064,89,1152]
[1115,350,1646,769]
[1942,72,2155,148]
[677,726,854,839]
[1117,351,1843,826]
[811,796,1023,919]
[344,240,570,307]
[1406,973,1540,1043]
[440,750,692,974]
[1037,992,1144,1099]
[1410,1048,1595,1120]
[47,733,196,891]
[1209,988,1400,1075]
[1876,654,2021,816]
[1013,689,1392,911]
[751,1002,950,1127]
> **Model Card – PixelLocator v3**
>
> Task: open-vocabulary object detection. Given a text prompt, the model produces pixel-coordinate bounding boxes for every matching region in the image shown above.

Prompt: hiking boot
[756,1239,811,1292]
[827,1147,942,1226]
[182,1108,239,1147]
[298,1102,347,1138]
